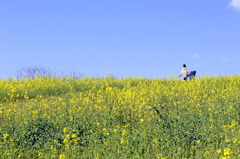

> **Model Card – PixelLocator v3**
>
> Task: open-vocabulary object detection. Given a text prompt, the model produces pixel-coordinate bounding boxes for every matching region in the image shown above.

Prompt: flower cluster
[0,76,239,158]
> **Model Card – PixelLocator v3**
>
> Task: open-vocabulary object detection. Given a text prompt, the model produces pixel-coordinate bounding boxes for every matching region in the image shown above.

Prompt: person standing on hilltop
[179,64,188,80]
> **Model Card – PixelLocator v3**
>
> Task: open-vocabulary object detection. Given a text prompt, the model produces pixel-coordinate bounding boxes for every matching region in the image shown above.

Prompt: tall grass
[0,76,239,158]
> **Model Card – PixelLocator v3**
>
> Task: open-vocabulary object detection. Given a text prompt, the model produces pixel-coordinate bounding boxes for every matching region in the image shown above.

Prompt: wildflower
[63,138,69,143]
[38,152,43,157]
[50,145,54,150]
[152,139,158,144]
[223,148,232,156]
[63,127,69,133]
[113,129,117,134]
[72,133,77,138]
[233,138,237,143]
[3,134,9,139]
[59,154,66,159]
[225,138,231,143]
[5,150,10,156]
[220,156,231,159]
[156,153,166,159]
[231,120,236,126]
[120,138,128,144]
[217,149,222,154]
[66,134,70,138]
[121,129,127,136]
[204,151,210,156]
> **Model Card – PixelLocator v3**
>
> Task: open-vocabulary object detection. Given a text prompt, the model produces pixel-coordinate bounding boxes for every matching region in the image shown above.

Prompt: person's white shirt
[179,68,188,77]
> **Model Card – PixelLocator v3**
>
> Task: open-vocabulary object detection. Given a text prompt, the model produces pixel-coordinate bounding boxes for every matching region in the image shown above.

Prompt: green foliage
[0,76,239,158]
[23,118,57,149]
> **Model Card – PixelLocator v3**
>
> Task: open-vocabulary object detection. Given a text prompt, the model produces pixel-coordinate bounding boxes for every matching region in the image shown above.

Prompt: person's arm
[179,70,182,77]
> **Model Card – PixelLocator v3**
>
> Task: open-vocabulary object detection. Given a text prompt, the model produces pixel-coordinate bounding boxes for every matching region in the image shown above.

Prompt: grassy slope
[0,76,239,158]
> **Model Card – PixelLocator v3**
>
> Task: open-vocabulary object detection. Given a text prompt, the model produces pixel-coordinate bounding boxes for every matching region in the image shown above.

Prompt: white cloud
[228,0,240,11]
[192,53,200,59]
[220,57,229,61]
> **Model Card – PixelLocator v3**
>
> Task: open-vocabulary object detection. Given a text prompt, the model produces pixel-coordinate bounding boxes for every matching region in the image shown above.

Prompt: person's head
[183,64,186,68]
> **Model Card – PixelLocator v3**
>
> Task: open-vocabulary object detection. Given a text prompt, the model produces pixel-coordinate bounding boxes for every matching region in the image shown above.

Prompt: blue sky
[1,0,240,78]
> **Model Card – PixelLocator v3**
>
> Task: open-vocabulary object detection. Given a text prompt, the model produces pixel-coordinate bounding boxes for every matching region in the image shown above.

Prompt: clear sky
[1,0,240,79]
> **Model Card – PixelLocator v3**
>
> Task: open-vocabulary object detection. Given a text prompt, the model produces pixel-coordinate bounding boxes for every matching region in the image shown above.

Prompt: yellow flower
[233,138,238,143]
[217,149,222,154]
[3,134,9,139]
[220,156,231,159]
[152,139,158,144]
[66,134,70,138]
[113,129,117,134]
[225,138,231,143]
[223,148,232,156]
[59,154,66,159]
[38,152,43,157]
[122,129,127,136]
[204,151,209,156]
[63,138,69,143]
[63,127,69,133]
[50,145,54,150]
[231,120,236,126]
[72,133,77,138]
[5,150,10,156]
[120,138,125,144]
[120,138,128,144]
[156,153,167,159]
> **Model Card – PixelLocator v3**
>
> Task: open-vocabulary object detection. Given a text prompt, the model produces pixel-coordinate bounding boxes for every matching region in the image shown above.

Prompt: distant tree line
[15,66,84,80]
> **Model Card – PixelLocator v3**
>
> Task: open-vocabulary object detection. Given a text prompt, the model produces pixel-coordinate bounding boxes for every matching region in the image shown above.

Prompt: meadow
[0,76,239,159]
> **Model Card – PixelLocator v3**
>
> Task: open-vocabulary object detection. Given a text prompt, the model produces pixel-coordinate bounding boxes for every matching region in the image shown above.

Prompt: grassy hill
[0,76,239,158]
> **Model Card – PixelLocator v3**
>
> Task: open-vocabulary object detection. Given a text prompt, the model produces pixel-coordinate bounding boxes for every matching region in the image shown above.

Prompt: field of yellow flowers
[0,76,239,158]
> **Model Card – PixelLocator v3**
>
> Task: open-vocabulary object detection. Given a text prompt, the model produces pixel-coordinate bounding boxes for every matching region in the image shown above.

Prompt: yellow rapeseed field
[0,76,239,158]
